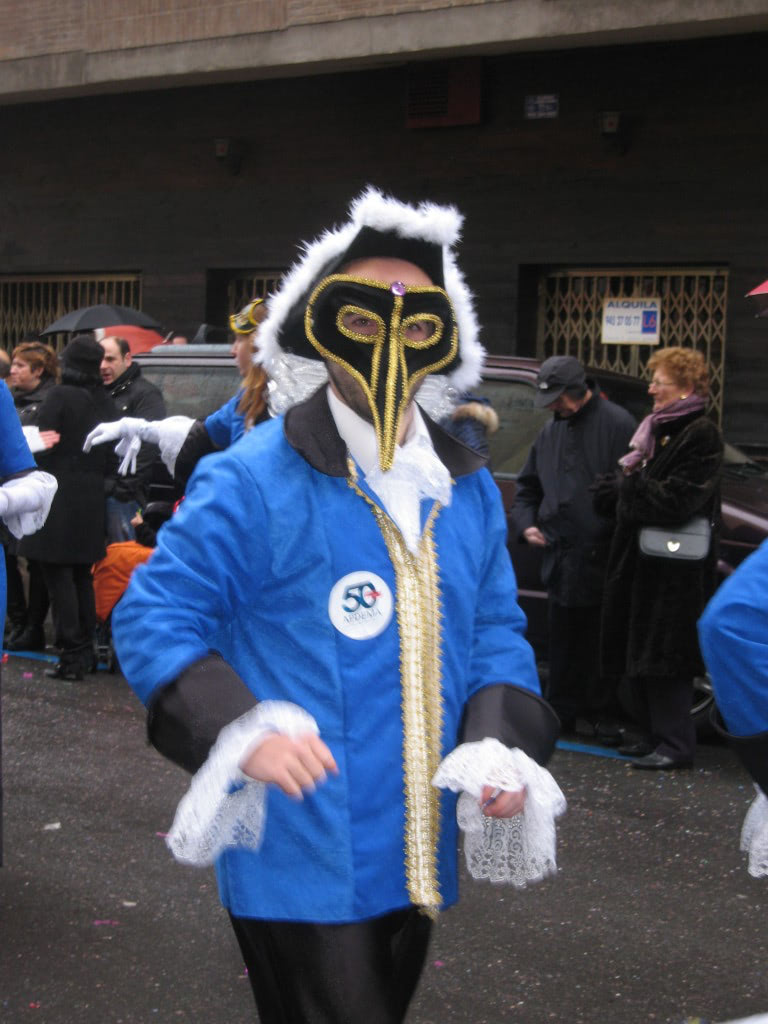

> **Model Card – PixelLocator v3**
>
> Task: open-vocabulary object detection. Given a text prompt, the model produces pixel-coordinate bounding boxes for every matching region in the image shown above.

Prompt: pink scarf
[619,394,707,474]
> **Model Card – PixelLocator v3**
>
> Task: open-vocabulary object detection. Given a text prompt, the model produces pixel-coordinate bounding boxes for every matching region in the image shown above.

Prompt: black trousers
[627,675,696,762]
[229,909,433,1024]
[547,600,613,725]
[41,562,96,657]
[4,549,26,632]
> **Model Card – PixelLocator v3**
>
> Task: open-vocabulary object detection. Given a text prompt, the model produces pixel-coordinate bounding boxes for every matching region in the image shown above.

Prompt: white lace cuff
[166,701,319,867]
[432,738,566,887]
[0,470,58,539]
[740,786,768,878]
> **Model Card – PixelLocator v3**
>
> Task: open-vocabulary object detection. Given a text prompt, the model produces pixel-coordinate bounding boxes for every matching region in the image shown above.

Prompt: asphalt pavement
[1,651,767,1024]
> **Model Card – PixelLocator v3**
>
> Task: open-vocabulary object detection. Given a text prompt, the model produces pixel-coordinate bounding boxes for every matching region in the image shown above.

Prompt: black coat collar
[109,362,141,397]
[283,386,487,479]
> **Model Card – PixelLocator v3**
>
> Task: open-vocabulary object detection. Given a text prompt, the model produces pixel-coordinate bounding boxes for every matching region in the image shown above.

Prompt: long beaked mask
[305,273,459,471]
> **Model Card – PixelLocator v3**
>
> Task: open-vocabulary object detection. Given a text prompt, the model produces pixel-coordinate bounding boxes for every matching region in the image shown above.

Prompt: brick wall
[1,34,767,442]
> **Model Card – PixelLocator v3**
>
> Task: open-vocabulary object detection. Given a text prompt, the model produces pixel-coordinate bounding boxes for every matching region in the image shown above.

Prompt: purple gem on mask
[390,281,407,296]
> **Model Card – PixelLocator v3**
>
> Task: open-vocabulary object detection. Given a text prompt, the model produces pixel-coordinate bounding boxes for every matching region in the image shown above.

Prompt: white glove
[0,470,58,539]
[21,426,46,453]
[83,416,194,477]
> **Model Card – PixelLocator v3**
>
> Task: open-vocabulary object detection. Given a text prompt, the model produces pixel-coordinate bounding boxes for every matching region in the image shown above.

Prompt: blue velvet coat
[114,396,540,923]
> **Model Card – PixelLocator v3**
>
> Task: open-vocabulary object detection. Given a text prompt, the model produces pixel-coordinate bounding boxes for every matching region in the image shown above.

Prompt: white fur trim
[258,186,483,395]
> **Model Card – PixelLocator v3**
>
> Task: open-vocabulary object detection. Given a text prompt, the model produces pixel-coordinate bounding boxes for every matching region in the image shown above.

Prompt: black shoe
[45,661,84,682]
[592,721,624,747]
[618,741,653,757]
[631,752,692,771]
[5,626,46,652]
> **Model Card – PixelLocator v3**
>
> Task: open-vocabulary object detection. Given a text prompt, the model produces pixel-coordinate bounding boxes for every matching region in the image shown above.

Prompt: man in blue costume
[113,189,563,1023]
[699,540,768,877]
[0,378,57,860]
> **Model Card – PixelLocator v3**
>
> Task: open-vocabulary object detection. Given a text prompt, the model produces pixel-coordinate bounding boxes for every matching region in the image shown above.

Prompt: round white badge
[328,571,394,640]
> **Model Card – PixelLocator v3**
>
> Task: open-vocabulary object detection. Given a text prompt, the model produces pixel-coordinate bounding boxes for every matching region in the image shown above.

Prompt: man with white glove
[98,337,166,541]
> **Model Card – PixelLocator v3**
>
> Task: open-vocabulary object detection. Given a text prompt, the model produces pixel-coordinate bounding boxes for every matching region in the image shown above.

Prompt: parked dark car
[137,347,768,729]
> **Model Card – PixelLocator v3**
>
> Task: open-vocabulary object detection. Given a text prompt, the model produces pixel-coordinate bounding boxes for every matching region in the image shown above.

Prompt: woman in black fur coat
[595,347,723,769]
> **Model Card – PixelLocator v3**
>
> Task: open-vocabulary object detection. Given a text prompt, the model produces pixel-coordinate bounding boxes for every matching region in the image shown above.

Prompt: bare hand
[480,784,526,818]
[240,733,338,799]
[39,430,60,450]
[523,526,548,547]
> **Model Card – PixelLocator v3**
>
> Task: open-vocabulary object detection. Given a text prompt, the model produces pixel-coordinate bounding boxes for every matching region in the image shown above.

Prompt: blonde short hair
[647,346,709,398]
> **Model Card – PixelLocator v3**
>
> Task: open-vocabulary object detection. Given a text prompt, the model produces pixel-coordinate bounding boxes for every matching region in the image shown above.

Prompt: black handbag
[638,516,711,560]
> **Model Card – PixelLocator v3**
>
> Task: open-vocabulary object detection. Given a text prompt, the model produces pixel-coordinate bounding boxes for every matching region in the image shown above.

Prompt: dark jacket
[14,376,57,427]
[510,384,636,606]
[596,410,723,681]
[19,380,118,564]
[105,362,166,504]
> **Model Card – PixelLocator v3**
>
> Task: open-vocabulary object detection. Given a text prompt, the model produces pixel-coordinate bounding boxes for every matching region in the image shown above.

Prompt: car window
[139,362,240,419]
[480,379,552,478]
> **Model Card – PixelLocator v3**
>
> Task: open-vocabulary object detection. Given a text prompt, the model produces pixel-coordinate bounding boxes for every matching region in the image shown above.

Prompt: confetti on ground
[23,672,33,678]
[155,831,169,838]
[93,919,121,927]
[42,822,61,831]
[121,900,137,908]
[433,960,445,968]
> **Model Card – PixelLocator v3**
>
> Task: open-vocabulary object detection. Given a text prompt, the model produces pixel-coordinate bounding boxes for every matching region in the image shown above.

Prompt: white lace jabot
[327,386,452,554]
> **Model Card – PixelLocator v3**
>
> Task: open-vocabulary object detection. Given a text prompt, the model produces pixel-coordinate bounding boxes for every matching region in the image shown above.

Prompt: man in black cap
[511,355,636,743]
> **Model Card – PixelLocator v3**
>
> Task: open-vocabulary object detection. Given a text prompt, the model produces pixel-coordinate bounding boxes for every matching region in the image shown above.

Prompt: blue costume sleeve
[203,393,245,449]
[698,539,768,736]
[1,380,35,626]
[0,381,35,479]
[469,471,540,698]
[113,449,269,706]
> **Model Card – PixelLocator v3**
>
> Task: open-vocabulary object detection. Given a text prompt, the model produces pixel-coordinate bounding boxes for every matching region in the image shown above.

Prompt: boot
[4,614,27,645]
[45,648,85,682]
[5,625,46,652]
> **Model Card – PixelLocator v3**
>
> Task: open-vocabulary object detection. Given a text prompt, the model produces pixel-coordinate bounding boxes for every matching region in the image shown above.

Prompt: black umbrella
[41,303,161,335]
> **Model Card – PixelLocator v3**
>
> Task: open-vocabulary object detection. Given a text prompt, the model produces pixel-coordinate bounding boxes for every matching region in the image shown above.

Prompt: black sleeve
[509,443,543,540]
[173,420,219,488]
[146,652,258,774]
[460,683,561,766]
[712,709,768,793]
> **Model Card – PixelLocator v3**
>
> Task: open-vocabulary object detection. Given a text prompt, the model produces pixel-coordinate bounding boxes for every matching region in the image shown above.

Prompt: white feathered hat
[259,187,484,417]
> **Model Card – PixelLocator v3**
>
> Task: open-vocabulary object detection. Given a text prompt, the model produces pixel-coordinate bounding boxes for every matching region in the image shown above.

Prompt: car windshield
[138,357,240,419]
[480,379,552,478]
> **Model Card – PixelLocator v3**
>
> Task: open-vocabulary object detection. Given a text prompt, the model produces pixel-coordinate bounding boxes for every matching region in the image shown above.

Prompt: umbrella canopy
[41,303,161,335]
[746,279,768,318]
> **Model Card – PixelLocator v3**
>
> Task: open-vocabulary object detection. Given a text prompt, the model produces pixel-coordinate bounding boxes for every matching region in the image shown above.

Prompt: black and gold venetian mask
[305,273,459,470]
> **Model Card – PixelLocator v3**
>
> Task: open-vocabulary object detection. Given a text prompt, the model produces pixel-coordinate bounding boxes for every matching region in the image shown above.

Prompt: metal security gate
[226,270,283,318]
[536,267,728,423]
[0,274,142,351]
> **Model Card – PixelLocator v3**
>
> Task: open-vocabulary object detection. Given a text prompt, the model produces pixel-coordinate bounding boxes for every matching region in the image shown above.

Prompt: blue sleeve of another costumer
[698,538,768,736]
[0,381,35,477]
[204,393,245,448]
[468,471,541,698]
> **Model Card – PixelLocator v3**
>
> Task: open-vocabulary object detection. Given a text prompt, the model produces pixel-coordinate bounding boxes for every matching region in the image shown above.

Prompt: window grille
[226,271,283,319]
[536,267,728,422]
[0,274,142,351]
